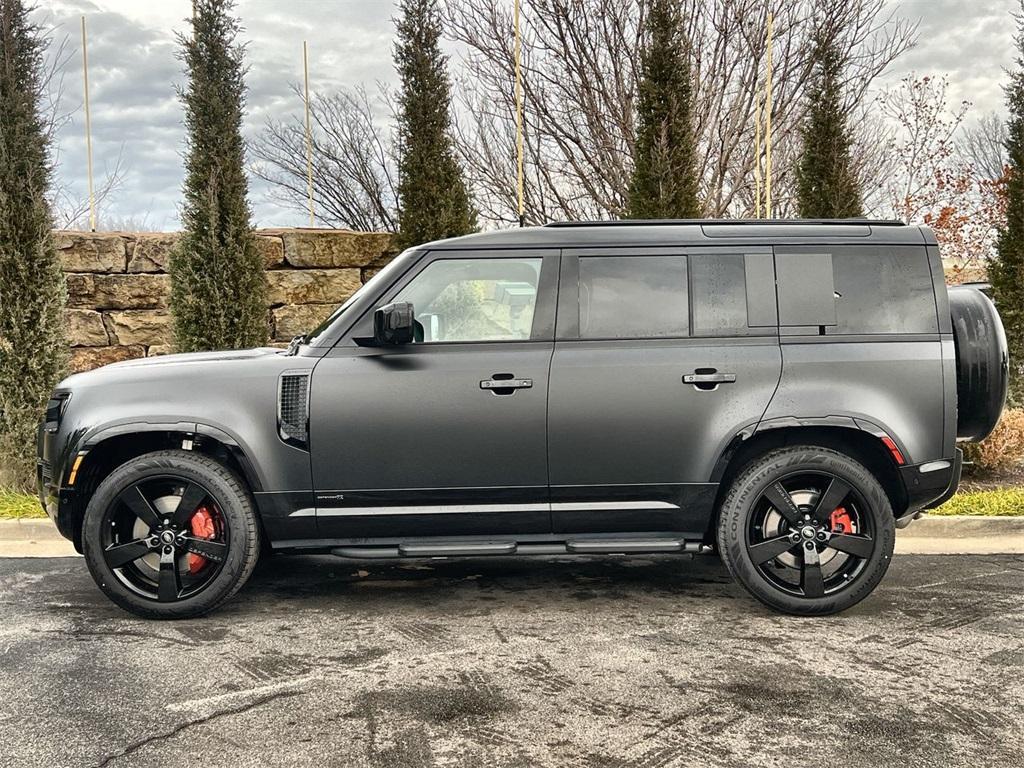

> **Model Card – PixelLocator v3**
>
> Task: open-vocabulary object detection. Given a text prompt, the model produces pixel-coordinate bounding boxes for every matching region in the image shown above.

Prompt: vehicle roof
[419,219,934,251]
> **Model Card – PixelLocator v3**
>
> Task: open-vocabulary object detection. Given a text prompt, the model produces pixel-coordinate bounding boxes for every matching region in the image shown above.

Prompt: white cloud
[32,0,1021,230]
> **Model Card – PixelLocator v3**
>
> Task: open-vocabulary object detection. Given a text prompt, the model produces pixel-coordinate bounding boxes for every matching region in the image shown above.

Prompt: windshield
[304,249,418,346]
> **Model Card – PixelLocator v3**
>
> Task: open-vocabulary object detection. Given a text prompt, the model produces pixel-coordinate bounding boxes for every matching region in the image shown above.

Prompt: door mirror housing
[370,301,415,345]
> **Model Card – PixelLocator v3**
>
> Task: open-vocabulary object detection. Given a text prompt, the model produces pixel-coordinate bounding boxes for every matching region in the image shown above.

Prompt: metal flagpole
[765,11,774,219]
[514,0,525,227]
[303,41,315,227]
[81,16,96,232]
[754,81,762,219]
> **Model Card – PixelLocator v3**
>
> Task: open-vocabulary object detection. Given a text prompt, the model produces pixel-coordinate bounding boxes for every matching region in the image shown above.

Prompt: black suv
[37,220,1008,618]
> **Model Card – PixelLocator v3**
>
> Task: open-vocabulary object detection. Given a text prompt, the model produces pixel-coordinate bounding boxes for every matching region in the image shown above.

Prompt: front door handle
[481,377,533,393]
[683,370,736,391]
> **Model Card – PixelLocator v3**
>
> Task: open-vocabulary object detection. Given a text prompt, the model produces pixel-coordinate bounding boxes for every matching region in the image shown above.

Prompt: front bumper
[36,423,78,546]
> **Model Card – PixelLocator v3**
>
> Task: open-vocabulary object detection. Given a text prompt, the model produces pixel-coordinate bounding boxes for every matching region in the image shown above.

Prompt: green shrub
[170,0,267,352]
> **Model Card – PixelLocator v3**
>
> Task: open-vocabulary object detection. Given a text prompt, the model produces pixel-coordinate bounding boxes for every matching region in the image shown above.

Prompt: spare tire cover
[949,286,1009,441]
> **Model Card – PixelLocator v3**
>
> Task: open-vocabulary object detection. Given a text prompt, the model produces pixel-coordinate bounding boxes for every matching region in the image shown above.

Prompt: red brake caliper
[830,506,854,534]
[188,506,216,574]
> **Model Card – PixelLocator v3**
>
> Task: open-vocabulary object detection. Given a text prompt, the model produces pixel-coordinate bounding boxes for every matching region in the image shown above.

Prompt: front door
[547,247,783,537]
[310,249,559,540]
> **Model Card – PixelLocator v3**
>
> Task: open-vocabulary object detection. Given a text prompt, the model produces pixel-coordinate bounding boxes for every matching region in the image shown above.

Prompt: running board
[329,539,709,559]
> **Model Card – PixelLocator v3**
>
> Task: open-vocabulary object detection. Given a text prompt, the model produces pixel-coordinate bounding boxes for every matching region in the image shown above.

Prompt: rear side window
[578,256,689,338]
[690,253,748,336]
[830,246,937,334]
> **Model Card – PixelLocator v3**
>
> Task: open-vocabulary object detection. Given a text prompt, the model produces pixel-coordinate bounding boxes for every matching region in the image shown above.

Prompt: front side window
[578,255,689,339]
[393,257,542,342]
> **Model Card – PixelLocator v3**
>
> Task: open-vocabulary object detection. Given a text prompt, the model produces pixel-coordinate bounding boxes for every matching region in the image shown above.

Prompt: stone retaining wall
[58,229,396,373]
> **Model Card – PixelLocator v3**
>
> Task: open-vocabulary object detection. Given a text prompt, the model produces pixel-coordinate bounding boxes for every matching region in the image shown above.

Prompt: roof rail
[544,218,907,228]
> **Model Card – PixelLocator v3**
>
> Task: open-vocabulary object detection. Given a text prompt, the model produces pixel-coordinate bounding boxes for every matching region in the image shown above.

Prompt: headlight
[43,392,71,433]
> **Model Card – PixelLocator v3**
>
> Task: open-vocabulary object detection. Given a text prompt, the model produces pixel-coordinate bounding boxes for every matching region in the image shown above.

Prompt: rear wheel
[82,450,260,619]
[717,446,895,615]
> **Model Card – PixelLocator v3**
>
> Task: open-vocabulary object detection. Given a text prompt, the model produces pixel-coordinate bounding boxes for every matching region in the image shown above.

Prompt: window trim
[337,248,560,348]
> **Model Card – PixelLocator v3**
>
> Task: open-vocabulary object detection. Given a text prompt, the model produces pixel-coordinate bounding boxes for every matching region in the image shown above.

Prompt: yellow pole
[303,41,315,227]
[765,11,774,219]
[81,16,96,232]
[754,84,762,218]
[514,0,525,227]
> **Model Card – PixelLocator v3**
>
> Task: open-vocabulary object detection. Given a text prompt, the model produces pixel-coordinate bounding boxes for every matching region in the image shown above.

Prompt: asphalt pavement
[1,552,1022,768]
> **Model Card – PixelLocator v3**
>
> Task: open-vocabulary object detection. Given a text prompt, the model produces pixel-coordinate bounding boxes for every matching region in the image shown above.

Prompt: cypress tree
[795,31,862,218]
[627,0,700,219]
[171,0,266,352]
[991,5,1024,406]
[393,0,475,249]
[0,0,66,490]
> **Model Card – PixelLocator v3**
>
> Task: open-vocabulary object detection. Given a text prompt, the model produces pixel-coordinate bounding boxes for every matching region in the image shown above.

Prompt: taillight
[881,435,906,465]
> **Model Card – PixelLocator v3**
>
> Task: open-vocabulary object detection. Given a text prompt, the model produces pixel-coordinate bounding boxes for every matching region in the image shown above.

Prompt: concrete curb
[1,515,1023,558]
[0,519,79,558]
[903,514,1024,537]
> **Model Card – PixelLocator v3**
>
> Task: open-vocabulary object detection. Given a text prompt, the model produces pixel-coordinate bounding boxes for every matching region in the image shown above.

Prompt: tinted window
[578,256,689,339]
[394,257,542,342]
[829,246,937,334]
[690,254,748,335]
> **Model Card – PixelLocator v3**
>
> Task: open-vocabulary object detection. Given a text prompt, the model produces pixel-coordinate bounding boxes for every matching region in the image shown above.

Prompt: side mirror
[372,301,415,345]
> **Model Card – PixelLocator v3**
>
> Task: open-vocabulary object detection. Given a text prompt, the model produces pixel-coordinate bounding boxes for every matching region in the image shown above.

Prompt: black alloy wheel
[99,476,229,603]
[745,472,875,599]
[717,446,896,615]
[83,450,260,619]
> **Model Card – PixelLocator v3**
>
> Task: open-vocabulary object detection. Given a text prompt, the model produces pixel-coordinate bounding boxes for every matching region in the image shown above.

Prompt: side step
[330,539,709,560]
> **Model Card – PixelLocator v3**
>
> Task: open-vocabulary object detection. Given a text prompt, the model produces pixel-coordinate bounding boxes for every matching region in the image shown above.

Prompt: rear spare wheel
[949,286,1009,442]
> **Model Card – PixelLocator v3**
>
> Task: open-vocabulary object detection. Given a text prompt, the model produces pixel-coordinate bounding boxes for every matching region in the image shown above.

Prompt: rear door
[546,247,782,536]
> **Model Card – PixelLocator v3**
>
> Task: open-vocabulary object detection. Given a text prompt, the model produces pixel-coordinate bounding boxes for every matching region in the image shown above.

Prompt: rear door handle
[683,371,736,391]
[481,377,533,392]
[683,372,736,384]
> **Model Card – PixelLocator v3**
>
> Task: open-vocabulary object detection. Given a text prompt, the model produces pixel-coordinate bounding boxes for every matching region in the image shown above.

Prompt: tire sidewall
[82,450,258,619]
[717,446,896,616]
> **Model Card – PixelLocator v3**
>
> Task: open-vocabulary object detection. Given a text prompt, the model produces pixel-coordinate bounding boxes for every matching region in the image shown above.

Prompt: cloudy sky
[32,0,1020,231]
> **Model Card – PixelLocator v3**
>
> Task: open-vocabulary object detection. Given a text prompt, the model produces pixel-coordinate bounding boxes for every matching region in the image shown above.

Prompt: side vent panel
[278,372,310,448]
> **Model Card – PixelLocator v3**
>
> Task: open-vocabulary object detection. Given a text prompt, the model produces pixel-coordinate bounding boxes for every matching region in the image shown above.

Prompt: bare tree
[251,85,398,231]
[876,74,1002,266]
[959,110,1008,181]
[443,0,916,223]
[51,144,128,229]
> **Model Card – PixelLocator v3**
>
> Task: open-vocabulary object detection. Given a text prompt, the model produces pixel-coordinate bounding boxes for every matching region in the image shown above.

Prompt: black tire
[82,450,260,619]
[950,286,1009,441]
[717,446,895,616]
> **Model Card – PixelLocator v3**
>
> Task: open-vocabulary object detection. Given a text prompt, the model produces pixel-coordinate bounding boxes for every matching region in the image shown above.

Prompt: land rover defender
[37,220,1009,618]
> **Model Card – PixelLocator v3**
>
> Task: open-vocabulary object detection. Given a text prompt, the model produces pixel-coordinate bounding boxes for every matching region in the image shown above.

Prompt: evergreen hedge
[0,0,67,491]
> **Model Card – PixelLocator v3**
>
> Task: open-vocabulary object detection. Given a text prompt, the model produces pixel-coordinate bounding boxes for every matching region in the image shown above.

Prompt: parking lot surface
[1,553,1022,768]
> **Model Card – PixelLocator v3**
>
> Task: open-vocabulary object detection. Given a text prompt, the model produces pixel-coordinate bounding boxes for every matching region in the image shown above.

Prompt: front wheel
[82,450,260,619]
[717,446,895,616]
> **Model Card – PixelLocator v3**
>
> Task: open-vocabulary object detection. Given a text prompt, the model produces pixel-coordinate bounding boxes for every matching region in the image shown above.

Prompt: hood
[104,347,282,369]
[58,347,285,391]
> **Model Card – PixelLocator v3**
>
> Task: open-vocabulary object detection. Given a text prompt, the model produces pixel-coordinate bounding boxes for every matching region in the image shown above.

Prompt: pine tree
[394,0,475,248]
[171,0,266,352]
[795,31,862,218]
[0,0,67,490]
[627,0,700,219]
[991,4,1024,406]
